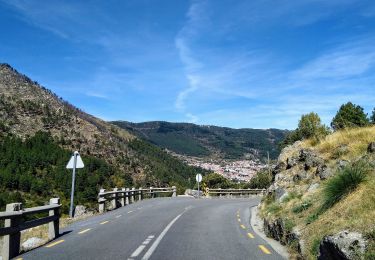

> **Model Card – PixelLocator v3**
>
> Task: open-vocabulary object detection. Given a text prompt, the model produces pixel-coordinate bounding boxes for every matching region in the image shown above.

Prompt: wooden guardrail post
[130,187,135,203]
[2,203,22,260]
[112,188,118,209]
[125,188,130,205]
[98,188,106,213]
[120,188,126,207]
[48,198,60,240]
[172,186,177,197]
[139,187,143,201]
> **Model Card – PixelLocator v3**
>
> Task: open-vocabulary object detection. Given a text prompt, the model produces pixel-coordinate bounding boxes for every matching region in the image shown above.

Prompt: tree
[331,102,369,130]
[279,112,329,148]
[371,108,375,124]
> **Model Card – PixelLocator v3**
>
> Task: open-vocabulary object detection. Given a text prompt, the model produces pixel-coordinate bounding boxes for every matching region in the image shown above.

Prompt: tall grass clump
[322,161,369,209]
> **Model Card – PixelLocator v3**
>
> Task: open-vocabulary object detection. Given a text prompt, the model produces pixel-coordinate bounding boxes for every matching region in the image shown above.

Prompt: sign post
[66,151,84,218]
[195,174,202,199]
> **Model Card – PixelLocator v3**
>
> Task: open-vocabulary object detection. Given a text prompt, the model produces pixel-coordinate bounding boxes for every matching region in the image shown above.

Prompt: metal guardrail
[98,186,177,213]
[206,188,266,197]
[0,198,61,260]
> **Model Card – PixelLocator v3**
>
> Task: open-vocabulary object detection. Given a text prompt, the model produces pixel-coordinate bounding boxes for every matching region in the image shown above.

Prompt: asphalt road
[19,197,283,260]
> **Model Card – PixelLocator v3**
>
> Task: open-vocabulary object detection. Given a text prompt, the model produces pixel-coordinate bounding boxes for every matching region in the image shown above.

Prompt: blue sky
[1,0,375,129]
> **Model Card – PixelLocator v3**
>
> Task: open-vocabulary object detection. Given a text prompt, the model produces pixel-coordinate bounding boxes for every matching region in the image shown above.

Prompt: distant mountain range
[112,121,288,160]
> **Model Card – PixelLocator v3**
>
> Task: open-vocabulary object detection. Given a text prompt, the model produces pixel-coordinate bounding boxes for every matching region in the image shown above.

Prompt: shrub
[371,108,375,124]
[292,201,313,213]
[322,161,369,209]
[331,102,370,130]
[306,213,319,224]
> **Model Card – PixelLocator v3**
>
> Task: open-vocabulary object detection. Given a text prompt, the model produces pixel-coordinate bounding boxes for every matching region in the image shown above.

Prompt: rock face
[74,205,94,218]
[318,230,367,260]
[21,237,44,251]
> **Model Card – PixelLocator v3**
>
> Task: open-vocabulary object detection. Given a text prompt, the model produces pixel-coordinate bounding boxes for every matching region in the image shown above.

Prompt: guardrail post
[218,188,222,198]
[48,198,60,240]
[139,187,143,201]
[125,188,130,205]
[130,187,135,203]
[150,187,154,198]
[172,186,176,197]
[112,188,118,209]
[2,202,22,260]
[98,188,106,213]
[120,188,126,207]
[206,188,210,198]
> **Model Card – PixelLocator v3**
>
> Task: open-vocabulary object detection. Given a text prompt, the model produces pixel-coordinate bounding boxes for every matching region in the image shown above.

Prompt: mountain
[0,63,208,211]
[111,121,287,160]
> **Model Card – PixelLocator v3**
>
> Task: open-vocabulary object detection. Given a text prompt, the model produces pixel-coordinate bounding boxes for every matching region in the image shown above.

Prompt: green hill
[112,121,287,160]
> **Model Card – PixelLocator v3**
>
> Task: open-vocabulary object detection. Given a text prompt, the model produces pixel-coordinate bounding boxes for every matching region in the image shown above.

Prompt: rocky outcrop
[299,149,324,170]
[318,230,367,260]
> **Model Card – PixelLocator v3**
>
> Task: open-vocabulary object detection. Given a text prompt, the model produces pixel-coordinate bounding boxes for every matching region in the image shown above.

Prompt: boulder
[318,230,367,260]
[293,171,309,182]
[307,183,320,192]
[368,142,375,153]
[74,205,93,218]
[272,161,286,176]
[263,218,285,243]
[21,237,44,251]
[286,157,298,169]
[337,160,349,170]
[316,165,333,180]
[300,149,324,170]
[275,187,287,202]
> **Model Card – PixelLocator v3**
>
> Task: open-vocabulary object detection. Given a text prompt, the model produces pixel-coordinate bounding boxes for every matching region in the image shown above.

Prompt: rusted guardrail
[98,186,176,213]
[206,188,266,197]
[0,198,60,260]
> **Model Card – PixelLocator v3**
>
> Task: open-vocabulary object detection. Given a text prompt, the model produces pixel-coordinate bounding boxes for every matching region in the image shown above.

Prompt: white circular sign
[196,174,202,183]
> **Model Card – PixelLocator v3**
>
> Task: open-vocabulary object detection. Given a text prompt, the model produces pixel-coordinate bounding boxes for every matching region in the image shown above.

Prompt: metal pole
[69,152,78,218]
[198,181,200,199]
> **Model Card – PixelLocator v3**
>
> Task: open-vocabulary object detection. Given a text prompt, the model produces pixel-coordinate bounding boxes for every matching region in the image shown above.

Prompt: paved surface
[19,197,283,260]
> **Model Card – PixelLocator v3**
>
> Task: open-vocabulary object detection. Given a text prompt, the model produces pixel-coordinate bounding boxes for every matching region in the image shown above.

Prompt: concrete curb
[250,205,289,259]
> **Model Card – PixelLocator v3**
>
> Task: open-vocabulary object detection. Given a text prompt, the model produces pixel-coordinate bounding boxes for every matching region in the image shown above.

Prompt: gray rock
[74,205,87,217]
[307,183,320,192]
[21,237,44,251]
[368,142,375,153]
[337,160,349,170]
[263,218,285,243]
[300,149,324,170]
[293,171,309,182]
[318,230,367,260]
[275,187,287,202]
[316,165,333,180]
[286,157,298,169]
[272,161,286,176]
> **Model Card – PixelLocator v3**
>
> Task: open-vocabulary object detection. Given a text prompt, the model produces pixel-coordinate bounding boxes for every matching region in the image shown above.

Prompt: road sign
[196,174,202,183]
[66,151,84,218]
[66,153,84,169]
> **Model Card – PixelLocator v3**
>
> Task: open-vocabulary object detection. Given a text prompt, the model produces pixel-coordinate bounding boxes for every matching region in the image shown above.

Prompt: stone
[286,157,298,169]
[74,205,93,218]
[300,149,324,170]
[318,230,367,260]
[337,160,349,170]
[307,183,320,192]
[272,161,286,176]
[293,171,309,182]
[263,218,285,243]
[21,237,44,251]
[368,142,375,153]
[275,187,287,202]
[316,165,333,180]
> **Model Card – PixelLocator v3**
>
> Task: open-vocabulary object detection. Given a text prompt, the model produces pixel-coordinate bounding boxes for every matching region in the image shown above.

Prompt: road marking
[238,218,241,222]
[116,215,122,218]
[259,245,272,254]
[131,245,146,257]
[78,228,91,234]
[15,258,23,260]
[240,224,246,229]
[100,220,109,225]
[142,212,186,260]
[45,240,64,248]
[247,232,255,238]
[128,210,134,213]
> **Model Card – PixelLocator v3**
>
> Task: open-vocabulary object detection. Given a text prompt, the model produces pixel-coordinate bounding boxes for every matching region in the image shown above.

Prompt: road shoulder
[250,205,289,260]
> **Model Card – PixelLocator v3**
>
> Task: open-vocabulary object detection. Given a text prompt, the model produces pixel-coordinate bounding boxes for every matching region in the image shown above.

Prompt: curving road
[20,197,283,260]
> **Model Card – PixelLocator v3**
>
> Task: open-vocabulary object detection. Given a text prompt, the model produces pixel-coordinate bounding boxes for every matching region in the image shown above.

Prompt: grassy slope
[261,126,375,259]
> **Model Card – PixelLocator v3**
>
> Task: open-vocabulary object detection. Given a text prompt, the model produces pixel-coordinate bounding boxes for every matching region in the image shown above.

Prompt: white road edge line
[141,212,185,260]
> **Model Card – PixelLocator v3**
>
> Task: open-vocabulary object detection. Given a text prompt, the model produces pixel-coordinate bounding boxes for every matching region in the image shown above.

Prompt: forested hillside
[0,63,208,212]
[112,121,287,160]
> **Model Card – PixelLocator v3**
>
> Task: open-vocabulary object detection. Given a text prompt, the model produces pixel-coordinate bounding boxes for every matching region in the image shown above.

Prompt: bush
[322,161,369,209]
[292,201,312,213]
[331,102,370,130]
[243,170,272,189]
[371,108,375,124]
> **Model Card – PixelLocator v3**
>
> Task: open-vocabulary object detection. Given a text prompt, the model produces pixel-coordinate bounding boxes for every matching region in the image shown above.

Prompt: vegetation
[322,160,369,210]
[371,107,375,124]
[242,170,273,189]
[113,121,287,160]
[331,102,370,130]
[280,112,329,148]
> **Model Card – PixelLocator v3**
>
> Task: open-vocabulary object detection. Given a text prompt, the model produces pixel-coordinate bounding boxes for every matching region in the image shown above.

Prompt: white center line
[130,245,146,258]
[141,212,186,260]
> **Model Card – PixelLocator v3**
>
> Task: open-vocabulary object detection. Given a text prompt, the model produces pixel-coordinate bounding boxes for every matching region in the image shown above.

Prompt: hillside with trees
[0,63,209,212]
[112,121,287,161]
